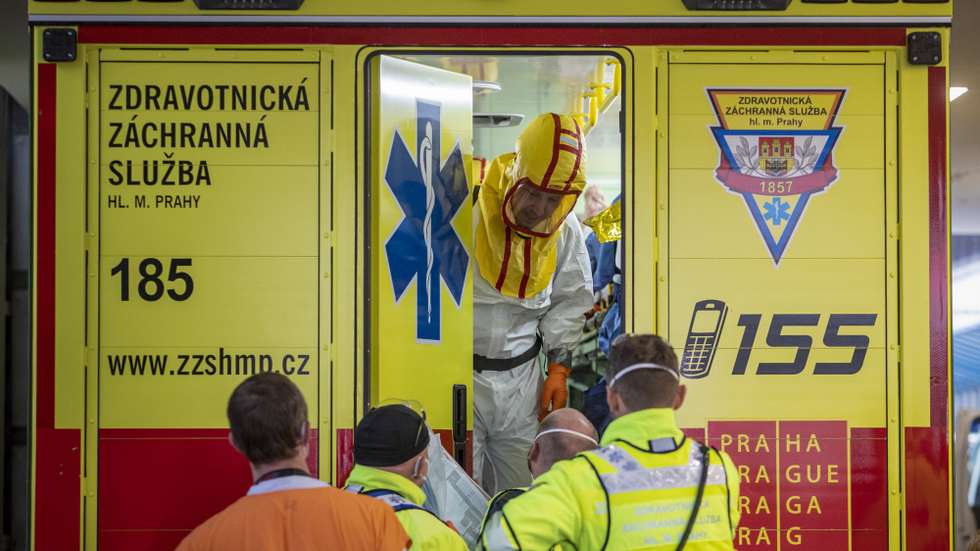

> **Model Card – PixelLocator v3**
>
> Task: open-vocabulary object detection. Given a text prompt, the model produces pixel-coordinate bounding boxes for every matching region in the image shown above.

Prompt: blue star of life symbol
[763,197,791,226]
[604,447,638,470]
[384,99,469,342]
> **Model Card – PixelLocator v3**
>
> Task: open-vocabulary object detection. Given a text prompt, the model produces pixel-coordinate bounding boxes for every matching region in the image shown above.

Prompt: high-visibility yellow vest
[478,409,739,551]
[481,488,567,551]
[345,465,469,551]
[579,437,735,550]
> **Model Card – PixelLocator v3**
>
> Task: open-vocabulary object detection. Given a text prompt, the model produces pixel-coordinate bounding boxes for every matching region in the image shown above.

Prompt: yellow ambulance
[27,1,953,550]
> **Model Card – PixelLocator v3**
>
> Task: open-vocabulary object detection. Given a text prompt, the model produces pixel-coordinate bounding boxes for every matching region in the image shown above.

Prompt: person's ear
[410,452,428,485]
[228,431,242,454]
[673,385,687,410]
[528,441,542,477]
[300,421,311,446]
[529,441,541,463]
[606,385,624,417]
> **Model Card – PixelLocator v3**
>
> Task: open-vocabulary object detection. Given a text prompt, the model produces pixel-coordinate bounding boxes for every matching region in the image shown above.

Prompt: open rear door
[368,55,474,466]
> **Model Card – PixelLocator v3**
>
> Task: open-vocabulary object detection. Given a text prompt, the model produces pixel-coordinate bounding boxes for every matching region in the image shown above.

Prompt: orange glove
[584,303,603,320]
[539,363,571,421]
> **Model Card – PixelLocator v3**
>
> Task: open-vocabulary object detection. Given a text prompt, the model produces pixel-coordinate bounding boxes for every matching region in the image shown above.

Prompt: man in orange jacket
[176,373,410,551]
[473,113,594,495]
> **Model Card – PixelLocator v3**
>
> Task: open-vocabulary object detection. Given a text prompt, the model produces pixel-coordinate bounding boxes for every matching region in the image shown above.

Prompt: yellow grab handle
[605,58,621,103]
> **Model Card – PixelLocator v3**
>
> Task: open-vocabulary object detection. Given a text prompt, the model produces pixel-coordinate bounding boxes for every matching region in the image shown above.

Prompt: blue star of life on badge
[763,197,791,226]
[708,89,847,266]
[384,100,469,342]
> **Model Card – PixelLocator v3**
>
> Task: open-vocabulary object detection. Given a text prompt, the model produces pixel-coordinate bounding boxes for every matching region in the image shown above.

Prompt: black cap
[354,405,429,467]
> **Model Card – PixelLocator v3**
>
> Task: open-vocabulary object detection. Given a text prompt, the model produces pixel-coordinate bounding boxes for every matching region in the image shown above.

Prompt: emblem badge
[708,89,846,264]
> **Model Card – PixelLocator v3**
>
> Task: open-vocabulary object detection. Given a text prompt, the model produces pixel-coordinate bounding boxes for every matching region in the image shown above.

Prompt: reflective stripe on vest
[591,443,727,495]
[584,441,734,550]
[345,485,427,514]
[482,511,520,551]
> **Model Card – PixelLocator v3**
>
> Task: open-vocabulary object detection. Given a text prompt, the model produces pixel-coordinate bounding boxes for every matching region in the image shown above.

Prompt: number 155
[731,313,878,376]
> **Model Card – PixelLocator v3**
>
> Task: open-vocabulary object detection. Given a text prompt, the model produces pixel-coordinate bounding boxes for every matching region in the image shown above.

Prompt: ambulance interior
[399,53,625,408]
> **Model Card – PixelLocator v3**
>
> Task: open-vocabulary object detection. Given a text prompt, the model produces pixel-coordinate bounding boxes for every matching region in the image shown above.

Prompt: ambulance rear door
[663,50,896,550]
[365,55,474,467]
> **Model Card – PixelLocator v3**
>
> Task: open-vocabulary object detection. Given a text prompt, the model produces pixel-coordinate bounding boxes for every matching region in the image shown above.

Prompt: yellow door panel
[97,53,324,441]
[666,58,890,437]
[370,55,473,432]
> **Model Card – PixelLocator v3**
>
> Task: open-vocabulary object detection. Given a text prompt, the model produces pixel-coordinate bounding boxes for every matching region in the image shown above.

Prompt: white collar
[248,475,329,496]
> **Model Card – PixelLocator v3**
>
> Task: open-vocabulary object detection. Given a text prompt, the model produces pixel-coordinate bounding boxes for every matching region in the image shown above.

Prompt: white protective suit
[473,212,594,494]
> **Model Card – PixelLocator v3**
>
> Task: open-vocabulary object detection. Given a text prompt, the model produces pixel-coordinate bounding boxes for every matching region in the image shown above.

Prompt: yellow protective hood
[476,113,586,299]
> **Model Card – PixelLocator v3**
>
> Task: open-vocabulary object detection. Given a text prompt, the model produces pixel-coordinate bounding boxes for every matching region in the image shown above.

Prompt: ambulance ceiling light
[474,113,524,128]
[473,81,502,95]
[952,87,969,102]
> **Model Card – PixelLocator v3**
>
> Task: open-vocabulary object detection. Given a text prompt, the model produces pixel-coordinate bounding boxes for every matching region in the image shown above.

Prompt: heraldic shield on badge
[708,89,846,265]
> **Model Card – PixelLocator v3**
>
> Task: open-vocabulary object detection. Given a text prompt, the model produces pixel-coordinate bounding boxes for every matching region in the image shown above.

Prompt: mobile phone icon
[680,300,728,379]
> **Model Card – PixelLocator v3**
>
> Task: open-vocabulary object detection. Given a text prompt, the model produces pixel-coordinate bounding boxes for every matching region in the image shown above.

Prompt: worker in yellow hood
[473,113,594,495]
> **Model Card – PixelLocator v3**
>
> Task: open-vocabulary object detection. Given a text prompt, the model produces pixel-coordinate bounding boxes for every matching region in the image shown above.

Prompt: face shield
[502,113,588,237]
[503,178,581,237]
